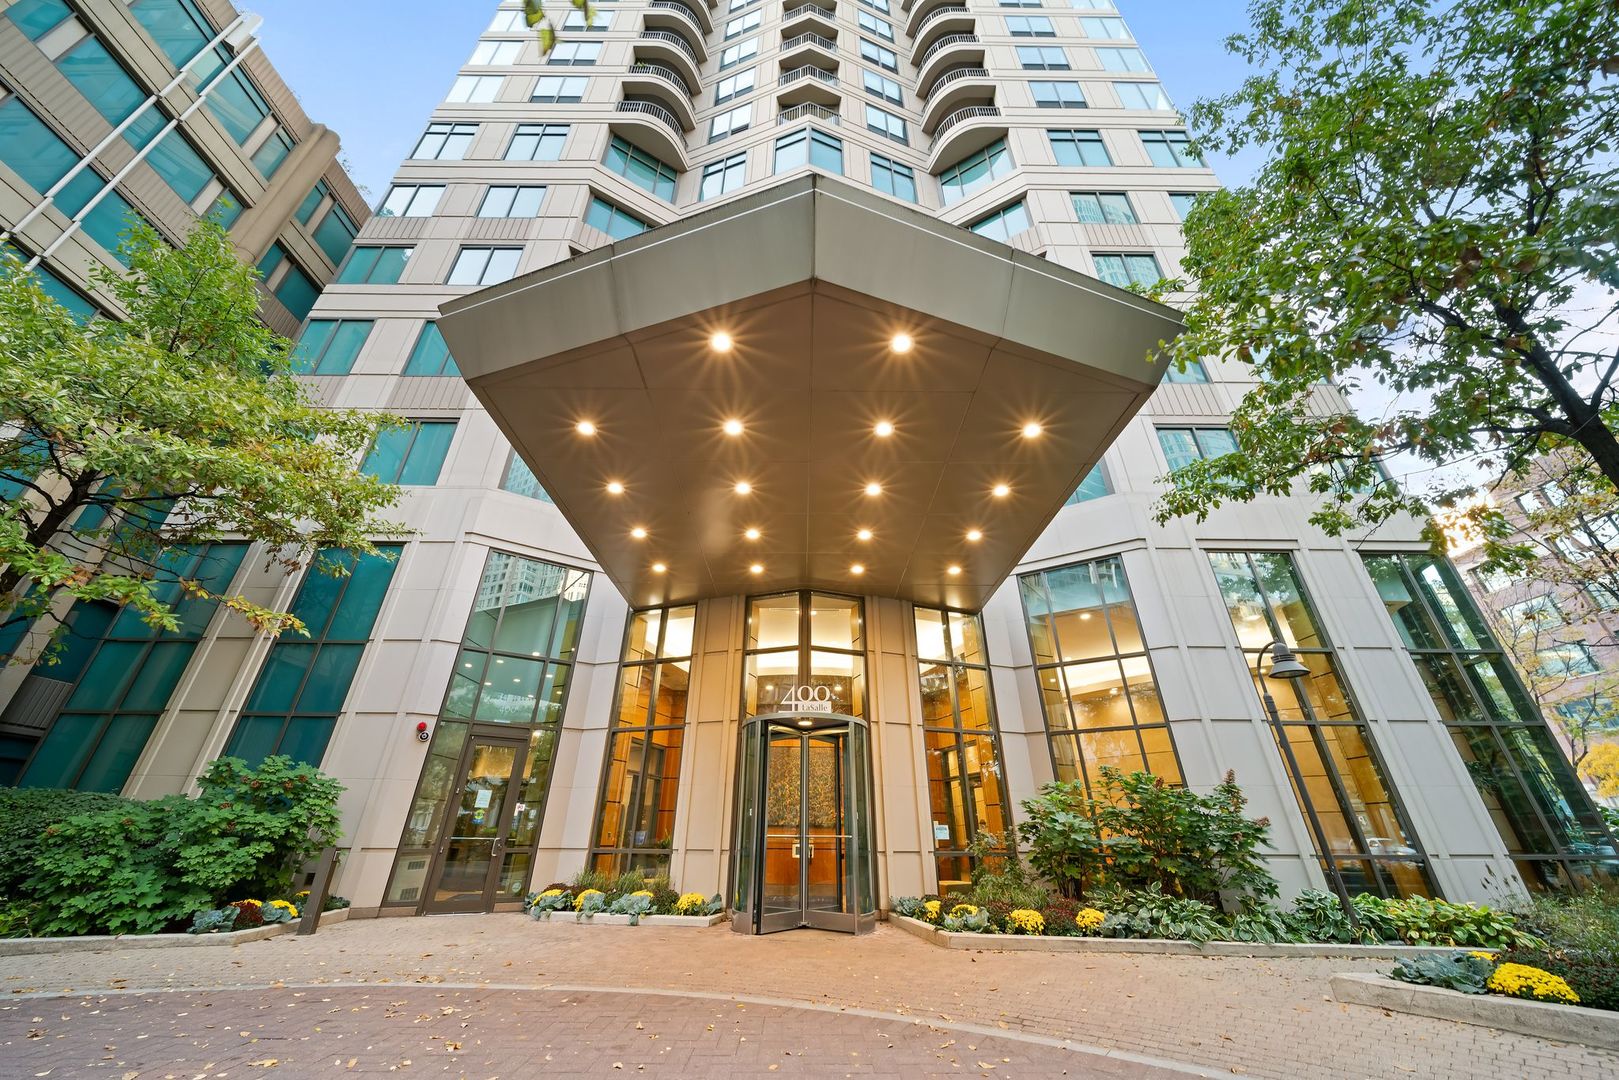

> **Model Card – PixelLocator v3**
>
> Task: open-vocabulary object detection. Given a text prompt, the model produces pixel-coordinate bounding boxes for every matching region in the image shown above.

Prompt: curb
[889,914,1492,959]
[1331,972,1619,1051]
[0,908,350,956]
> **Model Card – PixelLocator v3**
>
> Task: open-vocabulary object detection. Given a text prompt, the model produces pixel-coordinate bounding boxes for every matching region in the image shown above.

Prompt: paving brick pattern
[1,916,1613,1079]
[0,986,1171,1078]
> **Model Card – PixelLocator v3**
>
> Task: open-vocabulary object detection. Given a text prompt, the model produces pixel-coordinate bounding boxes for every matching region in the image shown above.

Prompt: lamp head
[1265,641,1310,681]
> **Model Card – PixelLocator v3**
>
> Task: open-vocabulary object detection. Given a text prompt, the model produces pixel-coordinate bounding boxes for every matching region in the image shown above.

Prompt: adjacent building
[1,0,1613,927]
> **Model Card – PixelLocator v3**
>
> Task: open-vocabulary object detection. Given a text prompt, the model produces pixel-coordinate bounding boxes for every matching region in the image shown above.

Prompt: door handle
[806,842,814,860]
[791,841,800,860]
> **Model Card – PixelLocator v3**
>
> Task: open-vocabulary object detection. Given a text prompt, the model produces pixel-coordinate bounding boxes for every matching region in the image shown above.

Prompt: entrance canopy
[438,175,1182,610]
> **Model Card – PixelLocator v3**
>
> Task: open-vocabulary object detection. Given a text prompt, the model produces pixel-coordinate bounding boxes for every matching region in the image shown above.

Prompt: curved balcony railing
[638,29,699,65]
[777,102,842,125]
[915,5,969,35]
[925,66,989,98]
[779,64,839,89]
[783,2,836,23]
[649,0,705,33]
[918,32,979,70]
[932,104,1000,140]
[782,31,838,52]
[628,62,693,96]
[616,99,683,136]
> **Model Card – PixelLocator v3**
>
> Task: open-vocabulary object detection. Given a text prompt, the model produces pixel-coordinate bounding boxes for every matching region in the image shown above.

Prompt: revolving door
[731,712,878,934]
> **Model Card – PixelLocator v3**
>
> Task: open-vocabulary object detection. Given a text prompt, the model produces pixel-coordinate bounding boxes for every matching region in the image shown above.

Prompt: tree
[1154,0,1619,542]
[1579,742,1619,801]
[0,221,403,662]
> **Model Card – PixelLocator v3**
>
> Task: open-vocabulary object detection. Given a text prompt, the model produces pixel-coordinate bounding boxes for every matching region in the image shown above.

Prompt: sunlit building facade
[2,0,1611,927]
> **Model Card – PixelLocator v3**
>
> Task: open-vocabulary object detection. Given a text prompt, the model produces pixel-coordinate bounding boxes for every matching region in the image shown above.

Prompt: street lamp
[1257,640,1361,930]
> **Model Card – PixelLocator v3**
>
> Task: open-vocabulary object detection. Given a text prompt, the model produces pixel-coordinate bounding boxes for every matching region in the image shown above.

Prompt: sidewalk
[0,916,1611,1078]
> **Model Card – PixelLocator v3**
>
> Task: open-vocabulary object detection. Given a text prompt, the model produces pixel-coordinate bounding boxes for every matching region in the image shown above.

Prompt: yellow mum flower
[574,888,605,910]
[539,888,565,898]
[1487,963,1580,1005]
[1074,907,1106,932]
[1007,909,1045,935]
[922,899,943,923]
[674,892,708,914]
[1468,951,1496,962]
[268,899,300,917]
[631,890,654,899]
[949,903,979,918]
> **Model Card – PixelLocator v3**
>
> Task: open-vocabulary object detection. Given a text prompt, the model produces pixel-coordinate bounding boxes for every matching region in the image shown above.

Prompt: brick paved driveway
[1,917,1612,1079]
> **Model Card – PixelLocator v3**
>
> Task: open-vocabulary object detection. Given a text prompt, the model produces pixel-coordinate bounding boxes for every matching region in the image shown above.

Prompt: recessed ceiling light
[631,526,648,539]
[891,333,913,354]
[966,529,983,542]
[992,483,1010,498]
[651,562,667,573]
[749,563,764,575]
[874,420,895,438]
[744,527,761,540]
[850,564,865,575]
[710,331,733,352]
[864,481,882,496]
[734,480,752,495]
[606,480,626,495]
[722,418,744,437]
[947,564,962,576]
[575,420,597,436]
[1022,422,1043,439]
[856,528,873,542]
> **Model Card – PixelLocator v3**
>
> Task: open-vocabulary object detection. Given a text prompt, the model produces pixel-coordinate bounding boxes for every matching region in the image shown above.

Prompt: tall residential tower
[2,0,1612,926]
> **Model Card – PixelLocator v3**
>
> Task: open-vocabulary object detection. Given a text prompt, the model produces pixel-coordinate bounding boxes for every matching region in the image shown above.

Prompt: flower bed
[1332,972,1619,1051]
[524,872,725,927]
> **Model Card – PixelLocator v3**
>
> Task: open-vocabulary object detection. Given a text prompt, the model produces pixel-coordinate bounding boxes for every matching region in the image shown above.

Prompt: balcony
[645,0,712,35]
[916,33,983,97]
[612,100,690,168]
[927,105,1004,170]
[904,0,964,38]
[781,2,837,37]
[920,67,992,133]
[777,102,842,126]
[635,30,703,91]
[779,31,840,72]
[623,64,696,129]
[777,64,842,107]
[912,5,974,55]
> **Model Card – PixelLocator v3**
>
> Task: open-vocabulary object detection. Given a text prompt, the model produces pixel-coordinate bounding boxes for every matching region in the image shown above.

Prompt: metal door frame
[422,730,531,914]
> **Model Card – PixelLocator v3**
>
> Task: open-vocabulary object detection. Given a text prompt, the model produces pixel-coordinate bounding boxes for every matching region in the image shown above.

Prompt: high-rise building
[2,0,1612,926]
[0,0,368,334]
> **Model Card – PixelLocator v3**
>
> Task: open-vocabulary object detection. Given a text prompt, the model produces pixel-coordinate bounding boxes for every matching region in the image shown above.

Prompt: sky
[246,0,1263,201]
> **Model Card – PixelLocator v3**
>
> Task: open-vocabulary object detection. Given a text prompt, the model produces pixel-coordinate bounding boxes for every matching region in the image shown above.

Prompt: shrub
[1225,906,1299,944]
[1098,885,1225,943]
[24,757,343,937]
[644,877,681,915]
[1017,769,1277,905]
[1283,890,1361,944]
[1378,896,1535,949]
[1517,888,1619,956]
[1497,947,1619,1012]
[962,833,1048,910]
[230,900,265,930]
[1488,962,1580,1005]
[0,899,36,938]
[0,788,129,899]
[1039,898,1079,936]
[1389,953,1493,994]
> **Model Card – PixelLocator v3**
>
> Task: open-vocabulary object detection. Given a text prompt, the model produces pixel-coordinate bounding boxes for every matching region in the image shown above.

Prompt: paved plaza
[0,916,1612,1079]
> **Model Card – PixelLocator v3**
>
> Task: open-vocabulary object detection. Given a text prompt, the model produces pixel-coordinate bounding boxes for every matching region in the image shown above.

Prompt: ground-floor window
[591,604,696,876]
[1363,552,1617,891]
[914,606,1010,893]
[1209,550,1435,898]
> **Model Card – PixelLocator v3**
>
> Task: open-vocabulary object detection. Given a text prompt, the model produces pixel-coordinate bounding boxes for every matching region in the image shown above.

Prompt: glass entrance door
[734,714,876,934]
[425,733,528,913]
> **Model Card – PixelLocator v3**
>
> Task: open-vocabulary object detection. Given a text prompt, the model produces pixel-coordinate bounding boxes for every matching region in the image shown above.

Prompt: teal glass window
[56,36,166,149]
[1157,426,1236,472]
[291,319,372,375]
[1141,130,1203,167]
[478,186,545,217]
[870,153,916,202]
[259,243,317,320]
[968,201,1031,243]
[937,139,1013,205]
[313,203,358,266]
[337,246,412,284]
[1363,552,1615,891]
[206,190,242,228]
[0,97,101,214]
[1169,192,1199,219]
[504,123,564,161]
[295,181,328,225]
[224,545,401,767]
[363,421,456,485]
[1064,465,1110,505]
[773,128,843,175]
[205,69,273,144]
[1097,46,1150,72]
[603,136,677,201]
[1094,252,1162,288]
[6,0,72,39]
[0,430,51,504]
[1048,128,1112,166]
[1162,357,1209,383]
[584,197,649,240]
[1071,191,1136,224]
[18,543,247,792]
[79,187,149,267]
[251,128,295,179]
[25,263,99,321]
[145,128,216,204]
[130,0,220,76]
[403,322,460,377]
[502,453,553,502]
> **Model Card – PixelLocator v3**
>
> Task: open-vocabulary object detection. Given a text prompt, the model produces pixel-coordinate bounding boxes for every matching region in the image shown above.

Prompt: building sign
[779,684,834,713]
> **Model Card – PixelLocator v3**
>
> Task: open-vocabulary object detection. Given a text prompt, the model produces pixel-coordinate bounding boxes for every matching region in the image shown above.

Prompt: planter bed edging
[0,909,351,956]
[530,912,726,927]
[890,914,1494,959]
[1331,972,1619,1051]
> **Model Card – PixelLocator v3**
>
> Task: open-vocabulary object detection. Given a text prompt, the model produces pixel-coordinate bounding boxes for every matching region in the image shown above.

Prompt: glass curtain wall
[1018,557,1181,792]
[914,607,1009,893]
[743,592,865,719]
[1362,553,1617,890]
[591,604,697,876]
[383,552,590,907]
[1209,551,1435,897]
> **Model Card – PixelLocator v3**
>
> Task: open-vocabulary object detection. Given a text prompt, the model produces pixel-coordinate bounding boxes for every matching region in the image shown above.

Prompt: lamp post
[1257,639,1360,931]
